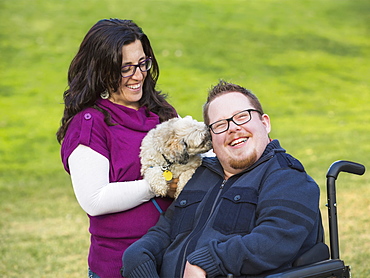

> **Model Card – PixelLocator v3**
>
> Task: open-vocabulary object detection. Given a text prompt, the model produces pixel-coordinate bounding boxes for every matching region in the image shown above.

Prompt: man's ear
[261,114,271,134]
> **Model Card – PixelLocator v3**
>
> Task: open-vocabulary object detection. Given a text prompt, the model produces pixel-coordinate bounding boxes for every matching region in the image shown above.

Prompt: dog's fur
[140,116,213,199]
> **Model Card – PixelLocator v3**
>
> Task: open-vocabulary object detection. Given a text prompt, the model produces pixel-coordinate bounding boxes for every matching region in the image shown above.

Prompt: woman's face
[109,40,148,110]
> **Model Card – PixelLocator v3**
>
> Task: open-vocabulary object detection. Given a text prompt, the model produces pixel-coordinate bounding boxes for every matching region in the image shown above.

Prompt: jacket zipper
[179,179,227,277]
[177,153,275,276]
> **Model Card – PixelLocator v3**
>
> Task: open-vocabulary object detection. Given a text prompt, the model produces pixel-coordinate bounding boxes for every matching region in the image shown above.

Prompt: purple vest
[61,99,172,277]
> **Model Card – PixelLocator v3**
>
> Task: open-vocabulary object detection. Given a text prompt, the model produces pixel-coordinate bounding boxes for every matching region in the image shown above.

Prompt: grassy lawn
[1,0,369,277]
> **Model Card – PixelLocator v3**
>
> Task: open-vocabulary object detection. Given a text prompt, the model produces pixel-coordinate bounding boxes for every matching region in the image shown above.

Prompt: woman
[56,19,178,278]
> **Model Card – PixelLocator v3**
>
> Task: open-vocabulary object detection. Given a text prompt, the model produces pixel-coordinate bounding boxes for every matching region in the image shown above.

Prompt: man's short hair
[203,80,264,125]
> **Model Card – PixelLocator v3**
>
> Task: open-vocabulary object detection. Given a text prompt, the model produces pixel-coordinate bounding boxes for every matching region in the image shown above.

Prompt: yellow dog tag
[163,170,173,181]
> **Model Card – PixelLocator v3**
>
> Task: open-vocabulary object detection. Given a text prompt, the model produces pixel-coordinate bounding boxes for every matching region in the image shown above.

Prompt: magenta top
[61,99,173,277]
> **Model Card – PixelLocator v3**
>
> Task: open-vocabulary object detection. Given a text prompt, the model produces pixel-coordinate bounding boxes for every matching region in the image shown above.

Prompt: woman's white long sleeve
[68,144,155,216]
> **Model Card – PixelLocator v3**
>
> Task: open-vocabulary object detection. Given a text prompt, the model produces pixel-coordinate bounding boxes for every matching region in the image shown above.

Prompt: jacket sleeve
[122,202,175,278]
[187,168,320,277]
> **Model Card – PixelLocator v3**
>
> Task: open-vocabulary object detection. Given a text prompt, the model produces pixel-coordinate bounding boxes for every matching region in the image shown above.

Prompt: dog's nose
[201,133,212,149]
[205,132,212,143]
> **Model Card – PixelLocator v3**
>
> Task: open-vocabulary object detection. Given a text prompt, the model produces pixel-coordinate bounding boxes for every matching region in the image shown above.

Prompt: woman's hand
[166,178,179,198]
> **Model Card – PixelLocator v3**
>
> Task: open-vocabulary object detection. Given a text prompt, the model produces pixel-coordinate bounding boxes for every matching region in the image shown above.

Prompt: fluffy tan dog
[140,116,213,199]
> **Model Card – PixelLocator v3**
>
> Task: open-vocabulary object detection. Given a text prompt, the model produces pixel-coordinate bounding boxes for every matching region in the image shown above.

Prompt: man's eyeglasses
[121,57,152,78]
[208,109,262,134]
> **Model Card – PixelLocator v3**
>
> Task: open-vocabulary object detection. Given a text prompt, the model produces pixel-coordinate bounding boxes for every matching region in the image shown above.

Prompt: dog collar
[161,154,174,181]
[162,154,173,167]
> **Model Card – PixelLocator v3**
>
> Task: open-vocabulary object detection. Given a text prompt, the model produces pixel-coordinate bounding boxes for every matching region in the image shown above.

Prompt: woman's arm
[68,144,155,216]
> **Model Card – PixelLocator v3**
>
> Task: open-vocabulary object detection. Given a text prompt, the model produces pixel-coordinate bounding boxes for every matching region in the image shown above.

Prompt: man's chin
[228,152,257,170]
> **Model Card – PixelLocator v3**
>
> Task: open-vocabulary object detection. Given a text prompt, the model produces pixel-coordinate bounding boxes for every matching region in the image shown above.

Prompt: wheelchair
[265,160,366,278]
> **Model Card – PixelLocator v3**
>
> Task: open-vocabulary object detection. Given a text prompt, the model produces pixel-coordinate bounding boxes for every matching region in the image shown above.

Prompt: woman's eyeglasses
[121,57,152,78]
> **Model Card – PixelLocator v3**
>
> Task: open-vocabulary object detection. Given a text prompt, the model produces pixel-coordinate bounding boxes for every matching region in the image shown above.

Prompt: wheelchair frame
[266,160,365,278]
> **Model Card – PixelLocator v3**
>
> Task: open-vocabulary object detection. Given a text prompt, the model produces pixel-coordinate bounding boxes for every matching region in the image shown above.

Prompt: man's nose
[228,120,241,132]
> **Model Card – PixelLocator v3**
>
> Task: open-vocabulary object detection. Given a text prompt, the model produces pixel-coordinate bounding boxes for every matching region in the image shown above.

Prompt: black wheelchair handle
[326,160,365,179]
[326,160,365,260]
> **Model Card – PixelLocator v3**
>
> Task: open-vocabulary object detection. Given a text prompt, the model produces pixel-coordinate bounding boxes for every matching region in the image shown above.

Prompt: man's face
[208,92,271,178]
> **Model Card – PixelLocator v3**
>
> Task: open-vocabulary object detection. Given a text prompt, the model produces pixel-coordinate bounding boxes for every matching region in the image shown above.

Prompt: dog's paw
[150,183,168,197]
[143,167,169,197]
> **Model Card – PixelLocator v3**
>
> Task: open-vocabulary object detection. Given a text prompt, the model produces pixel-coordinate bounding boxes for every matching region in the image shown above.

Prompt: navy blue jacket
[122,140,321,277]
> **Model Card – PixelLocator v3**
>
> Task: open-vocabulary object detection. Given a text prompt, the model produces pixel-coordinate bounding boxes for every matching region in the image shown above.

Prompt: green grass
[1,0,369,277]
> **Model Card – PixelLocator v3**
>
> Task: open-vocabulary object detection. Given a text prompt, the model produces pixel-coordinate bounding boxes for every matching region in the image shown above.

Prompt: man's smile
[229,137,249,147]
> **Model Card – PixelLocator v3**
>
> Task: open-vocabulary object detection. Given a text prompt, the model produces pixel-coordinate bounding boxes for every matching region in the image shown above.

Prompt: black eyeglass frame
[208,109,263,134]
[121,57,152,78]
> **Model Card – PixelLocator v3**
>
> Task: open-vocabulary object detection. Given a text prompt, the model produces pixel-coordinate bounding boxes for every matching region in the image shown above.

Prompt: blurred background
[0,0,369,276]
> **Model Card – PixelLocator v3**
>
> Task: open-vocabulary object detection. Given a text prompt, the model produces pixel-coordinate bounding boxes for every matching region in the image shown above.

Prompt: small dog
[140,116,213,199]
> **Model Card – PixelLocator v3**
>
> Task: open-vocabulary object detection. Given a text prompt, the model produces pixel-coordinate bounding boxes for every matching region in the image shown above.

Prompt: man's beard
[228,151,257,170]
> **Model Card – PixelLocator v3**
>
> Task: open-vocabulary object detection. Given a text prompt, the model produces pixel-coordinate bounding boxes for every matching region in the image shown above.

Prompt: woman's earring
[100,90,110,99]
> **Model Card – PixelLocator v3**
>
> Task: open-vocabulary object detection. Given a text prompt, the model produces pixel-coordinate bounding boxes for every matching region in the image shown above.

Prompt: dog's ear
[178,150,190,164]
[178,140,189,164]
[162,133,189,164]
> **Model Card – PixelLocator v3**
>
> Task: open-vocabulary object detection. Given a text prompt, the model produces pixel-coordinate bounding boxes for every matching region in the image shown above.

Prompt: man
[122,80,322,277]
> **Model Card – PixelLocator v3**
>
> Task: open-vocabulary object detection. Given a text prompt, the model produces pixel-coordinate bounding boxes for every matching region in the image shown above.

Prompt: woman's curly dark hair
[56,19,176,143]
